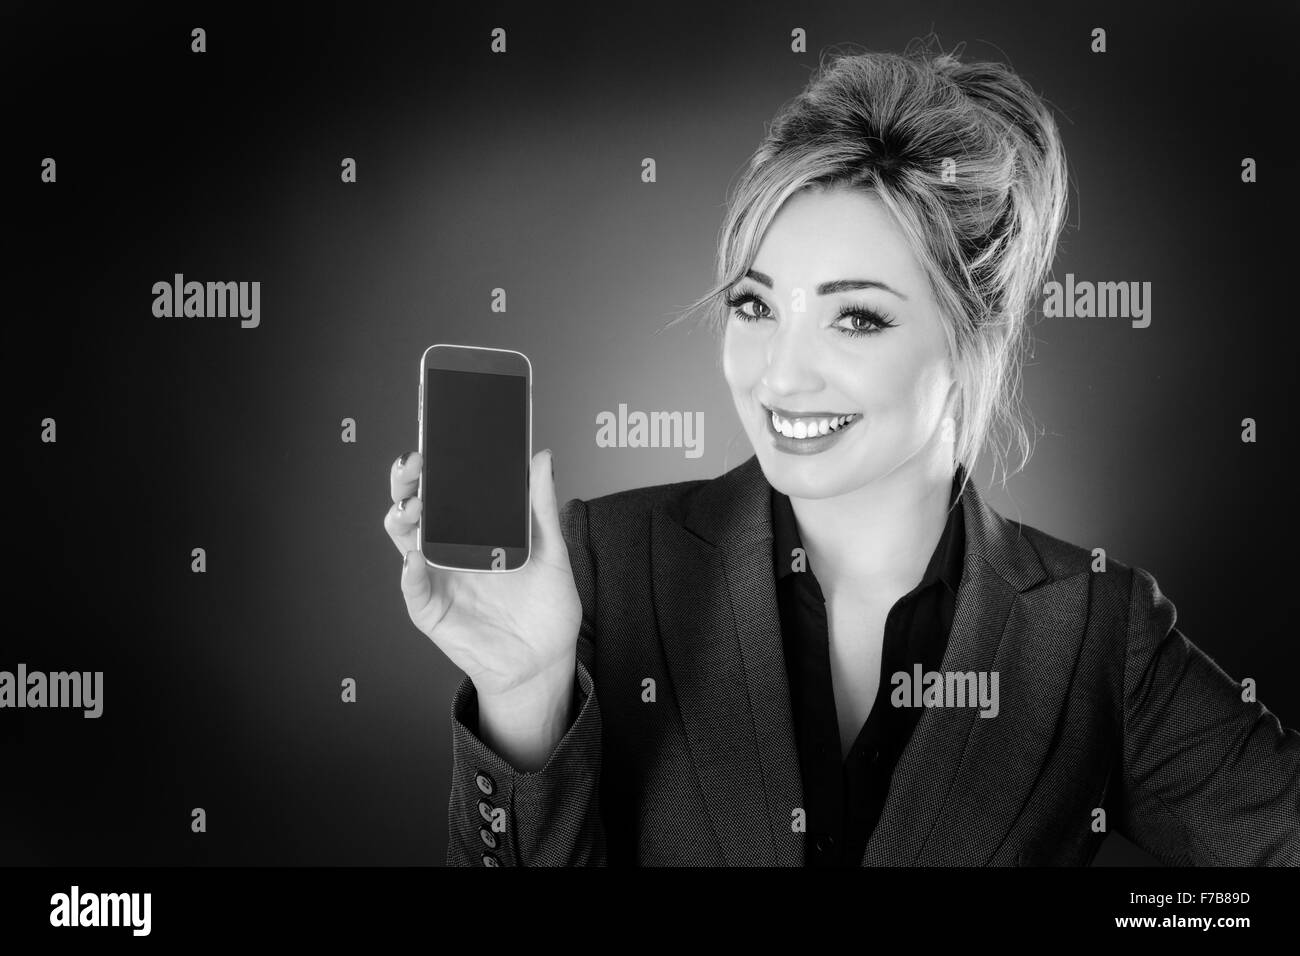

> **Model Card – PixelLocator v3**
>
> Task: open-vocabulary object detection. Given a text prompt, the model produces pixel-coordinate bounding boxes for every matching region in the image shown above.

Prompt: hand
[384,449,582,706]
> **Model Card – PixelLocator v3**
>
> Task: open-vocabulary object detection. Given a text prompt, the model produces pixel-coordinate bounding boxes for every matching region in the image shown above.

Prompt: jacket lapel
[862,473,1090,865]
[650,455,803,866]
[651,454,1089,866]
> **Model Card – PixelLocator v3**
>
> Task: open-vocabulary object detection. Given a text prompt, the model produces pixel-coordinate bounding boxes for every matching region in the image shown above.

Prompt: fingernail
[403,550,411,569]
[397,496,412,514]
[545,449,554,483]
[397,451,412,468]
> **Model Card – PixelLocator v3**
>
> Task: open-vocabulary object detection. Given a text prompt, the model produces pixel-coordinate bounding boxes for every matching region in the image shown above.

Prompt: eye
[723,287,898,338]
[723,290,771,322]
[833,306,897,338]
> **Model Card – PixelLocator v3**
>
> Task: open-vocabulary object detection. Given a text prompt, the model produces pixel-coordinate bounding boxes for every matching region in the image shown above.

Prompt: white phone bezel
[417,343,533,573]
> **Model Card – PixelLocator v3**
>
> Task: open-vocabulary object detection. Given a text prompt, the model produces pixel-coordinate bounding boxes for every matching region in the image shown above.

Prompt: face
[722,186,957,499]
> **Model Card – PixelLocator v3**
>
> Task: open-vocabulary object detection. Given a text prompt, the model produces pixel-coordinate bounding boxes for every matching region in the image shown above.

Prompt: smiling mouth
[765,405,861,440]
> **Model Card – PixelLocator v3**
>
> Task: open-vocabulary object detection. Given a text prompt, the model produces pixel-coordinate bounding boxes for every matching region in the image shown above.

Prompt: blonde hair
[668,37,1070,489]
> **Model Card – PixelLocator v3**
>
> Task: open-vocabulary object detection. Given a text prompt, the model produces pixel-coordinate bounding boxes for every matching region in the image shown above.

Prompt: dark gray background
[4,0,1296,865]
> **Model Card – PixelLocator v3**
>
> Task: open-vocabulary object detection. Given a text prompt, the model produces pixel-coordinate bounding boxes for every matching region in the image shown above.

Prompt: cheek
[720,331,736,386]
[851,339,949,424]
[721,325,760,389]
[900,351,955,433]
[841,348,916,415]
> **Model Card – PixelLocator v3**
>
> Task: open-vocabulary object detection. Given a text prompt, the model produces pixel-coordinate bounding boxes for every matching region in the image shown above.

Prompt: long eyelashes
[722,289,897,337]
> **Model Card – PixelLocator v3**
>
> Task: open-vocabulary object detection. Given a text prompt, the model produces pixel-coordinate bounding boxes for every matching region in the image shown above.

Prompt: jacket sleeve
[1116,566,1300,865]
[445,496,608,866]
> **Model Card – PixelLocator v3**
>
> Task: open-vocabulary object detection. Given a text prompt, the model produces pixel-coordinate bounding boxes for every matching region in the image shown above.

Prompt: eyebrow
[744,268,909,301]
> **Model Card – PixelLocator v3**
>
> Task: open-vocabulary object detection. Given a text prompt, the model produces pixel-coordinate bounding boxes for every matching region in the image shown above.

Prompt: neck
[788,447,957,599]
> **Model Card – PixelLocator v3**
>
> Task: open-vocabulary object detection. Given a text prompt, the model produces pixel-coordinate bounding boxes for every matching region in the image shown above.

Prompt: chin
[757,448,876,499]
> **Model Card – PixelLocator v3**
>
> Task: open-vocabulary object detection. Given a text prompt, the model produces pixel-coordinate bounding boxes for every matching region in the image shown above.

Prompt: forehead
[751,187,924,291]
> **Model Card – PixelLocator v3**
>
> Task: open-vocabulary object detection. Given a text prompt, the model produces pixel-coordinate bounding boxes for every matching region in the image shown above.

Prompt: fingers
[385,451,422,556]
[385,495,421,557]
[529,448,565,565]
[388,448,563,567]
[391,451,421,504]
[391,451,442,628]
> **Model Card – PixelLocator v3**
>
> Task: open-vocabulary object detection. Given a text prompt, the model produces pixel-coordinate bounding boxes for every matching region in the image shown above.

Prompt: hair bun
[933,51,964,72]
[903,33,966,71]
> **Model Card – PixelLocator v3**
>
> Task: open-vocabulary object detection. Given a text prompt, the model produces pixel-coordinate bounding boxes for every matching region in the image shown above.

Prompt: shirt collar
[771,464,967,595]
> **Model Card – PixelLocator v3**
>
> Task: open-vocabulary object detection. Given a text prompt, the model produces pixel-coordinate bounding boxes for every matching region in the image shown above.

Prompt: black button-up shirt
[772,468,967,867]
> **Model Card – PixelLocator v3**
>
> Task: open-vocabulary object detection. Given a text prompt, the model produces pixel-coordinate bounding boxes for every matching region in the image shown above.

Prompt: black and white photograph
[4,0,1298,940]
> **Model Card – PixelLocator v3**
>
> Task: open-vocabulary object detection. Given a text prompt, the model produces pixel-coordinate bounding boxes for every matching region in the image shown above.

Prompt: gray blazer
[447,455,1300,866]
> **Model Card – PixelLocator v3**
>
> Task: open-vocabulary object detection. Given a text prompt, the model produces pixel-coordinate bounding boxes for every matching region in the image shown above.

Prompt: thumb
[530,448,565,564]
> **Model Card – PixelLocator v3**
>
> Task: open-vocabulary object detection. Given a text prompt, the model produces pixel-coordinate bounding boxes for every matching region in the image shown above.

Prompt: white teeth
[769,409,857,438]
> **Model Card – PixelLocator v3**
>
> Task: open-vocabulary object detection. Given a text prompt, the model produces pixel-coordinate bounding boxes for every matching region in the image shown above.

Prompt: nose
[761,321,825,396]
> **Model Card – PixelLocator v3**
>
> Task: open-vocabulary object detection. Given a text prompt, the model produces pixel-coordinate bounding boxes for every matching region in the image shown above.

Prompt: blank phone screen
[423,368,528,548]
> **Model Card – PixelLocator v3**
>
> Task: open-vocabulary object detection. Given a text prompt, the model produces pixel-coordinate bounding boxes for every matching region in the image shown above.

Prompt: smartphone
[418,344,532,572]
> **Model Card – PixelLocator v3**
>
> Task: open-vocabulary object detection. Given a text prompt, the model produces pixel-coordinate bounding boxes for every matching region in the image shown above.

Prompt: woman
[384,45,1300,866]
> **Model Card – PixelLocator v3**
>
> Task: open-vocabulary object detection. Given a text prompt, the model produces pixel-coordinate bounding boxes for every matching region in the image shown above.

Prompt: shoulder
[1011,518,1103,579]
[559,474,712,533]
[998,513,1167,633]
